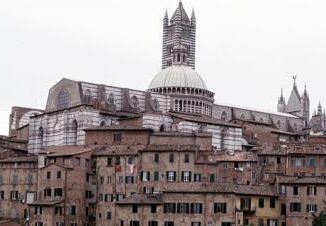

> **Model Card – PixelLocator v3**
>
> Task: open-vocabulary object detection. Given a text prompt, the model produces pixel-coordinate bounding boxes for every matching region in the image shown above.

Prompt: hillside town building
[1,1,326,226]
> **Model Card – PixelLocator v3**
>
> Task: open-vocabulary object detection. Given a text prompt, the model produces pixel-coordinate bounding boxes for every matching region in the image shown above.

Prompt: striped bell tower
[162,1,196,70]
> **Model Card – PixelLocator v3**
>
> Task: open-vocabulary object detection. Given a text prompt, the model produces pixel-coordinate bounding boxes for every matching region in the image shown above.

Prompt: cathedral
[1,2,326,226]
[8,1,312,154]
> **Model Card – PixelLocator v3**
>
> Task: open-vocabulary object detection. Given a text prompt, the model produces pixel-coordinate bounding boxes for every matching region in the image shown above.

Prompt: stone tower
[162,1,196,70]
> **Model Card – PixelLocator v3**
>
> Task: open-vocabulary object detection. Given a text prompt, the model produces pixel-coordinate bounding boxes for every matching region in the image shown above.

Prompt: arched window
[221,111,227,121]
[39,127,44,149]
[160,124,166,132]
[130,96,139,108]
[57,90,69,109]
[107,93,115,105]
[183,54,186,62]
[277,120,281,129]
[152,98,160,110]
[100,121,106,127]
[71,120,78,145]
[177,53,181,62]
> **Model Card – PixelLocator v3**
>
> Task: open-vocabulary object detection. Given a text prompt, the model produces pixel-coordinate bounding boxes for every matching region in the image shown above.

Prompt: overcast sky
[1,0,326,135]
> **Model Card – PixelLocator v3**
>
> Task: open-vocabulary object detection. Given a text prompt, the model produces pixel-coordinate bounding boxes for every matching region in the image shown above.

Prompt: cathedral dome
[148,65,208,90]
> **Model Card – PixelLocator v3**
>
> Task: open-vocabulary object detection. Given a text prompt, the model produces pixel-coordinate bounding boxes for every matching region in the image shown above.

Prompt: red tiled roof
[0,155,38,163]
[116,194,162,205]
[39,146,98,157]
[163,183,278,196]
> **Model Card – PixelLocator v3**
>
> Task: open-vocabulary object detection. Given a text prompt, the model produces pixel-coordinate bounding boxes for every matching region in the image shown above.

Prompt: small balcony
[240,206,256,214]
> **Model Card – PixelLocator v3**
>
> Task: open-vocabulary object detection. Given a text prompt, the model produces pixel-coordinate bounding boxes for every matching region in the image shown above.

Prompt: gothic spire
[170,0,190,24]
[318,101,323,115]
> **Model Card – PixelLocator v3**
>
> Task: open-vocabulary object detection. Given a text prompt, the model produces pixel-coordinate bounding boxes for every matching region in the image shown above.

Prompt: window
[148,222,158,226]
[307,204,317,213]
[107,176,112,184]
[290,157,305,167]
[194,173,202,182]
[191,223,201,226]
[55,207,63,215]
[115,157,121,165]
[214,203,227,213]
[107,211,112,220]
[277,157,281,164]
[57,171,61,179]
[293,186,298,195]
[163,203,176,213]
[164,222,174,226]
[281,204,286,215]
[130,221,139,226]
[166,171,176,182]
[309,158,316,167]
[128,157,134,165]
[143,187,154,194]
[107,157,112,166]
[46,172,51,180]
[209,174,215,182]
[57,90,69,109]
[290,203,301,212]
[258,219,264,226]
[169,153,174,163]
[11,175,18,184]
[26,175,33,184]
[44,188,51,197]
[113,133,122,144]
[191,203,203,214]
[118,176,124,184]
[307,186,317,196]
[100,176,104,184]
[154,172,159,181]
[324,158,326,167]
[280,185,287,194]
[10,191,19,200]
[54,188,63,197]
[177,203,189,213]
[154,153,159,163]
[151,205,157,213]
[185,154,190,163]
[70,205,76,215]
[85,191,92,199]
[125,176,134,184]
[270,198,276,208]
[240,198,251,211]
[35,223,43,226]
[140,171,150,182]
[34,206,43,215]
[132,204,138,213]
[181,171,191,182]
[71,120,78,145]
[0,191,4,200]
[258,198,264,208]
[221,111,227,121]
